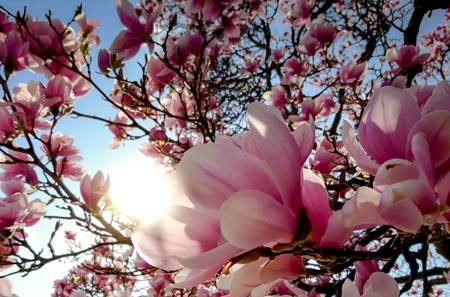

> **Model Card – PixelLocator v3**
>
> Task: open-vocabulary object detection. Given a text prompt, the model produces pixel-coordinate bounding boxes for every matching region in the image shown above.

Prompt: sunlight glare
[108,155,173,220]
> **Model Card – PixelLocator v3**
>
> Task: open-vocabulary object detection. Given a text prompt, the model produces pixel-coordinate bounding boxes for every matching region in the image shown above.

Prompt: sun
[108,154,173,220]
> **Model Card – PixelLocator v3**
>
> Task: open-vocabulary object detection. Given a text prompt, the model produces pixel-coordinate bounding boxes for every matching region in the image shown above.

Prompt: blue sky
[0,0,448,296]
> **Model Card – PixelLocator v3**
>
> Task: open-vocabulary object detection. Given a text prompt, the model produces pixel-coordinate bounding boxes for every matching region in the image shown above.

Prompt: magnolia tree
[0,0,449,296]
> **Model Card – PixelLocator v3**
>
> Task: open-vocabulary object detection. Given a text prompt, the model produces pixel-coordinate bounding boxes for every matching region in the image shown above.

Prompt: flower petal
[358,87,421,164]
[176,243,243,269]
[341,279,360,297]
[116,0,142,30]
[341,187,385,228]
[301,169,332,242]
[177,143,281,210]
[292,119,315,165]
[421,81,450,114]
[220,190,295,249]
[406,110,450,169]
[247,102,302,212]
[363,272,399,297]
[343,121,379,175]
[132,208,220,270]
[260,254,303,283]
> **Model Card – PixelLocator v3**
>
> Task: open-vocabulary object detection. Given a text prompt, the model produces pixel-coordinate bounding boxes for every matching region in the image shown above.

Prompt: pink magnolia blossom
[386,45,430,70]
[65,230,77,241]
[42,132,80,159]
[301,98,322,120]
[272,48,286,62]
[0,29,29,72]
[11,81,52,130]
[0,192,45,232]
[23,18,71,56]
[321,158,443,247]
[97,49,111,73]
[217,255,303,297]
[354,247,380,293]
[110,0,159,60]
[41,133,84,180]
[242,58,260,74]
[308,20,336,45]
[132,103,330,289]
[166,31,204,66]
[341,272,399,297]
[56,154,84,181]
[408,84,434,107]
[221,13,241,44]
[313,138,345,174]
[319,94,335,116]
[0,152,38,186]
[75,12,100,45]
[1,180,25,196]
[108,112,132,149]
[263,86,287,110]
[30,54,92,98]
[43,75,74,106]
[163,92,195,129]
[298,20,336,56]
[0,106,15,143]
[80,171,110,210]
[299,34,321,56]
[151,270,172,297]
[282,57,308,84]
[288,0,315,27]
[146,57,176,92]
[139,142,162,159]
[343,82,450,175]
[340,61,368,86]
[185,0,227,21]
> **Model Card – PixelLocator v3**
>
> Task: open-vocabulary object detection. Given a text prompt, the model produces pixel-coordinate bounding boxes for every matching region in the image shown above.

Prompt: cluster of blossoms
[0,0,449,296]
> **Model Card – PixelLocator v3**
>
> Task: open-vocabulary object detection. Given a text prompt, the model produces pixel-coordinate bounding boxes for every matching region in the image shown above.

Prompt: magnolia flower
[80,171,110,210]
[344,81,450,175]
[282,57,308,84]
[0,152,39,186]
[166,31,204,66]
[289,0,315,27]
[43,75,74,106]
[0,29,29,72]
[0,106,15,143]
[321,81,450,247]
[341,272,399,297]
[75,12,100,45]
[185,0,227,21]
[97,49,111,73]
[11,81,52,130]
[132,103,330,290]
[322,158,442,247]
[300,34,321,56]
[313,138,345,174]
[0,192,46,233]
[110,0,159,60]
[146,57,176,93]
[340,61,367,86]
[263,86,287,110]
[108,112,132,149]
[301,98,322,120]
[24,18,69,55]
[216,255,304,297]
[386,45,429,70]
